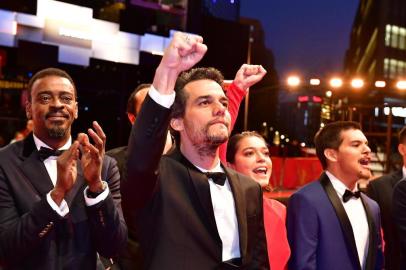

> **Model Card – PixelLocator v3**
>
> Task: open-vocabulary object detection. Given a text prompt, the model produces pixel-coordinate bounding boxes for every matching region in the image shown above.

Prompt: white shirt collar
[402,166,406,179]
[33,133,72,151]
[326,170,359,198]
[194,161,224,173]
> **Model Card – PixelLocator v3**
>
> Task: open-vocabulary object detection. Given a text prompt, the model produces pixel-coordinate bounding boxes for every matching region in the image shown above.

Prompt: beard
[187,122,229,157]
[47,125,67,138]
[357,168,372,180]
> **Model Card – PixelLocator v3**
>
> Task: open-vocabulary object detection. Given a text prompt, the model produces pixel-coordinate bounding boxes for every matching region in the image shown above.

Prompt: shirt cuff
[148,85,176,109]
[46,192,69,217]
[83,181,109,206]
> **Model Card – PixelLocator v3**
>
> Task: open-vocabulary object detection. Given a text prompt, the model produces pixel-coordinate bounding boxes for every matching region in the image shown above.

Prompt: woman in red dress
[226,131,290,270]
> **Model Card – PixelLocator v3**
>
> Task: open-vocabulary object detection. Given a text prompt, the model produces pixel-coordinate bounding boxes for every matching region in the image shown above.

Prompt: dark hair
[126,83,151,115]
[314,121,361,169]
[227,131,267,163]
[399,126,406,144]
[170,67,224,145]
[27,68,76,101]
[171,67,224,119]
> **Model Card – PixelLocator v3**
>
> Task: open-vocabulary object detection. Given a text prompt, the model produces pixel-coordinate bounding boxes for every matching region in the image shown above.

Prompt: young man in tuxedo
[0,68,127,269]
[367,125,406,270]
[287,121,383,270]
[122,32,269,269]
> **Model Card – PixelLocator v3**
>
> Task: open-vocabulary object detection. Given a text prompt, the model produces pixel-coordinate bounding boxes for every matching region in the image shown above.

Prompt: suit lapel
[224,167,248,259]
[171,149,221,242]
[391,170,403,187]
[320,173,361,270]
[361,194,377,270]
[20,134,54,197]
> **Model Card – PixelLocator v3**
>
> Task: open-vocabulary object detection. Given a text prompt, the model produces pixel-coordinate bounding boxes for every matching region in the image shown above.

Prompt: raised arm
[123,32,207,209]
[219,64,267,163]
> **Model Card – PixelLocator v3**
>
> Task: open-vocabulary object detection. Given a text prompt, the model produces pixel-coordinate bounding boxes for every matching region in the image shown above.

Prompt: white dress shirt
[326,171,369,269]
[195,163,241,261]
[149,86,241,261]
[33,134,109,217]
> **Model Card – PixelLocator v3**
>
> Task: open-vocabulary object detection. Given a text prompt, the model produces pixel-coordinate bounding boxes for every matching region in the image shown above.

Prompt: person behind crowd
[392,126,406,268]
[0,68,127,269]
[287,121,383,270]
[122,32,269,269]
[227,131,290,270]
[367,125,406,270]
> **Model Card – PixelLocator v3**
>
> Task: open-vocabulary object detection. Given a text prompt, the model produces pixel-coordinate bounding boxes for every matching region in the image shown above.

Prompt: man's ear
[170,118,184,132]
[399,143,406,156]
[74,101,78,119]
[324,148,338,163]
[25,102,32,120]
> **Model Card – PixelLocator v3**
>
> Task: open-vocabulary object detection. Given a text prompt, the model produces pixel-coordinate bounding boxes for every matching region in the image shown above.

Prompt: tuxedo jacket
[367,170,402,270]
[122,96,269,270]
[393,178,406,268]
[287,173,384,270]
[0,134,127,270]
[107,146,144,270]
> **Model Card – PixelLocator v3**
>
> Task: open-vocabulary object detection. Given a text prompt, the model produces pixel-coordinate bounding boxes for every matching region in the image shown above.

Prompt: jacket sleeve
[122,95,172,210]
[286,192,318,270]
[0,168,64,266]
[393,179,406,259]
[86,157,128,258]
[219,82,246,163]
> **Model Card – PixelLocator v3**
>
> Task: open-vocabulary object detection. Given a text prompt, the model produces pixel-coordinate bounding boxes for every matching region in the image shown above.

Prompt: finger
[258,65,267,75]
[88,128,104,153]
[60,141,80,162]
[84,142,100,160]
[92,121,106,143]
[78,133,91,154]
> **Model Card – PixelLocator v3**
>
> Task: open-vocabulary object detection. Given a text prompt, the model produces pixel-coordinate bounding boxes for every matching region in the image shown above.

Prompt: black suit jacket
[367,170,403,270]
[392,177,406,268]
[0,134,127,270]
[122,96,269,270]
[107,146,143,270]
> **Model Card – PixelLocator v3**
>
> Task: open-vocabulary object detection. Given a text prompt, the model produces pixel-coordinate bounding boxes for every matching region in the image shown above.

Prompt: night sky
[240,0,359,79]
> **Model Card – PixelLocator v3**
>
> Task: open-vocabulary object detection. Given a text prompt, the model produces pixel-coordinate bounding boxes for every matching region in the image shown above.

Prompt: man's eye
[39,95,51,102]
[222,101,229,108]
[61,96,73,103]
[199,100,209,106]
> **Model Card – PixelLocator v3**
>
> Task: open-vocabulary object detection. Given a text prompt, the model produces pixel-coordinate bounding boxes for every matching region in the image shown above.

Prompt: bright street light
[329,78,343,88]
[375,80,386,88]
[351,78,364,88]
[310,78,320,85]
[396,80,406,90]
[287,76,300,87]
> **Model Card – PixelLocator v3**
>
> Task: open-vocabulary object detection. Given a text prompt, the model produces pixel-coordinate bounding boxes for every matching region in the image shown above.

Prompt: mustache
[45,110,69,119]
[207,118,230,128]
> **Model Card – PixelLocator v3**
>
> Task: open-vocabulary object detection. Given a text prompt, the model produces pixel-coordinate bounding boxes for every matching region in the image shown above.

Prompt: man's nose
[213,101,226,116]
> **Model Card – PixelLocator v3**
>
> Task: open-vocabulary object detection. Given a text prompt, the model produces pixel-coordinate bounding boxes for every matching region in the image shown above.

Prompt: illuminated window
[391,25,399,48]
[385,25,391,46]
[384,58,406,79]
[400,28,406,50]
[385,24,406,50]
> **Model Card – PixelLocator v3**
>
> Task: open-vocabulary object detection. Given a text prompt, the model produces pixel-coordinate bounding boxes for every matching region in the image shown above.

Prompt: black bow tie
[342,189,361,202]
[206,172,227,186]
[38,147,64,161]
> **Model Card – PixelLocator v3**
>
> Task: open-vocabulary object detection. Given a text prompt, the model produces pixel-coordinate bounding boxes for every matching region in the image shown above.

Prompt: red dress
[263,197,291,270]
